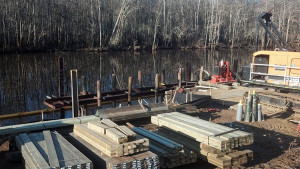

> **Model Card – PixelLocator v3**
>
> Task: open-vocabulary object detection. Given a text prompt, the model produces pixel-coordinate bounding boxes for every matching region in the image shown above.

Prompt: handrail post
[250,63,252,81]
[283,66,287,85]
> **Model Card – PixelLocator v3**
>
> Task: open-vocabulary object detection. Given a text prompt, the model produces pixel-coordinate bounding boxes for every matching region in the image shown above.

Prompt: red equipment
[210,60,235,84]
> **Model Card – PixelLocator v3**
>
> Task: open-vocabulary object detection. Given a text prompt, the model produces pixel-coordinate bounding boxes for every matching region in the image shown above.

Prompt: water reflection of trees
[0,49,252,115]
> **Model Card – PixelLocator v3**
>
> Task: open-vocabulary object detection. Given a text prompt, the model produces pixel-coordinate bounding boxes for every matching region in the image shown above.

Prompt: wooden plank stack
[152,112,254,168]
[70,131,160,169]
[132,127,197,168]
[15,130,92,169]
[73,119,160,169]
[152,112,254,152]
[74,119,149,157]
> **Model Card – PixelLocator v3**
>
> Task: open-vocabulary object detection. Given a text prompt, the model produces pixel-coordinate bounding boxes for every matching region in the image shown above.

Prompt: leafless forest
[0,0,299,52]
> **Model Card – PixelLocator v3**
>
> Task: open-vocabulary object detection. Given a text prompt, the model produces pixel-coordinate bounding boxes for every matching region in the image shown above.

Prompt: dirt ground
[196,107,300,169]
[132,86,300,169]
[132,104,300,169]
[1,87,300,169]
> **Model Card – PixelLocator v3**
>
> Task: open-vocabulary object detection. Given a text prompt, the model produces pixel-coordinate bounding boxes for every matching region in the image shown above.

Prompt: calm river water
[0,49,254,124]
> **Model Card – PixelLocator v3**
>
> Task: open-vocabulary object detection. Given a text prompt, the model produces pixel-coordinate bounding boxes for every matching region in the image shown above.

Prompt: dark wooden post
[112,74,117,91]
[128,77,132,106]
[138,71,142,87]
[161,70,165,84]
[138,71,142,102]
[155,74,159,103]
[111,74,117,107]
[70,69,79,117]
[60,108,65,119]
[182,68,185,82]
[186,62,191,82]
[97,80,101,108]
[178,68,182,88]
[59,56,65,118]
[58,56,64,97]
[233,59,238,74]
[81,76,87,95]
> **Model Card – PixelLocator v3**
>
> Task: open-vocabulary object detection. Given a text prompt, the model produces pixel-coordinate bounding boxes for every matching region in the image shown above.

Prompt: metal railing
[250,63,300,85]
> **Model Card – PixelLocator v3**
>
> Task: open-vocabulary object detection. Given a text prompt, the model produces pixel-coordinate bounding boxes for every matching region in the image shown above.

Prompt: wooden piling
[200,66,204,84]
[70,69,79,118]
[128,77,132,106]
[58,56,66,119]
[233,59,238,74]
[112,74,117,91]
[58,56,64,97]
[97,80,102,108]
[161,70,165,84]
[155,74,159,103]
[178,68,182,88]
[161,70,166,102]
[186,62,191,82]
[138,71,142,87]
[81,76,87,95]
[60,108,65,119]
[138,71,142,102]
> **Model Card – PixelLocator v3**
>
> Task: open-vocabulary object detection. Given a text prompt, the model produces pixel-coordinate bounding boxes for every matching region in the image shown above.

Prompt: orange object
[210,60,235,84]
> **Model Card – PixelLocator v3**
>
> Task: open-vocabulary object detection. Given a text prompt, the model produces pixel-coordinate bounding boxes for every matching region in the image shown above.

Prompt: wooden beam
[117,125,137,142]
[106,128,128,144]
[43,130,60,169]
[101,119,118,128]
[88,121,110,134]
[18,133,50,168]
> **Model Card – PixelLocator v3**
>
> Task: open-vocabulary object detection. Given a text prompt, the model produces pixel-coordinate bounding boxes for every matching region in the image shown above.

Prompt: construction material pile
[132,127,197,168]
[15,130,92,169]
[74,119,159,169]
[152,112,254,169]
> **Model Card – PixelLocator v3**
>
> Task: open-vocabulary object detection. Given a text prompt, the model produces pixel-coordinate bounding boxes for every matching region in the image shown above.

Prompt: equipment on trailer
[210,60,235,84]
[240,12,300,90]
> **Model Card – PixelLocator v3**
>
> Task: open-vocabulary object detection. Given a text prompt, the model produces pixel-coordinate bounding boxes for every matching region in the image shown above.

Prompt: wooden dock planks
[15,131,92,169]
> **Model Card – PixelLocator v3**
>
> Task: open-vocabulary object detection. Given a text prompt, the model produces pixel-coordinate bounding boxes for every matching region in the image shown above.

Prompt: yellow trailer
[250,51,300,87]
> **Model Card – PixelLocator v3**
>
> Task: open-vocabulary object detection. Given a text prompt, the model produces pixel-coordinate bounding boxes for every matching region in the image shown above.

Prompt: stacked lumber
[70,131,160,169]
[152,112,254,152]
[73,119,160,169]
[151,112,254,168]
[132,127,197,168]
[74,119,148,157]
[156,127,253,169]
[15,130,92,169]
